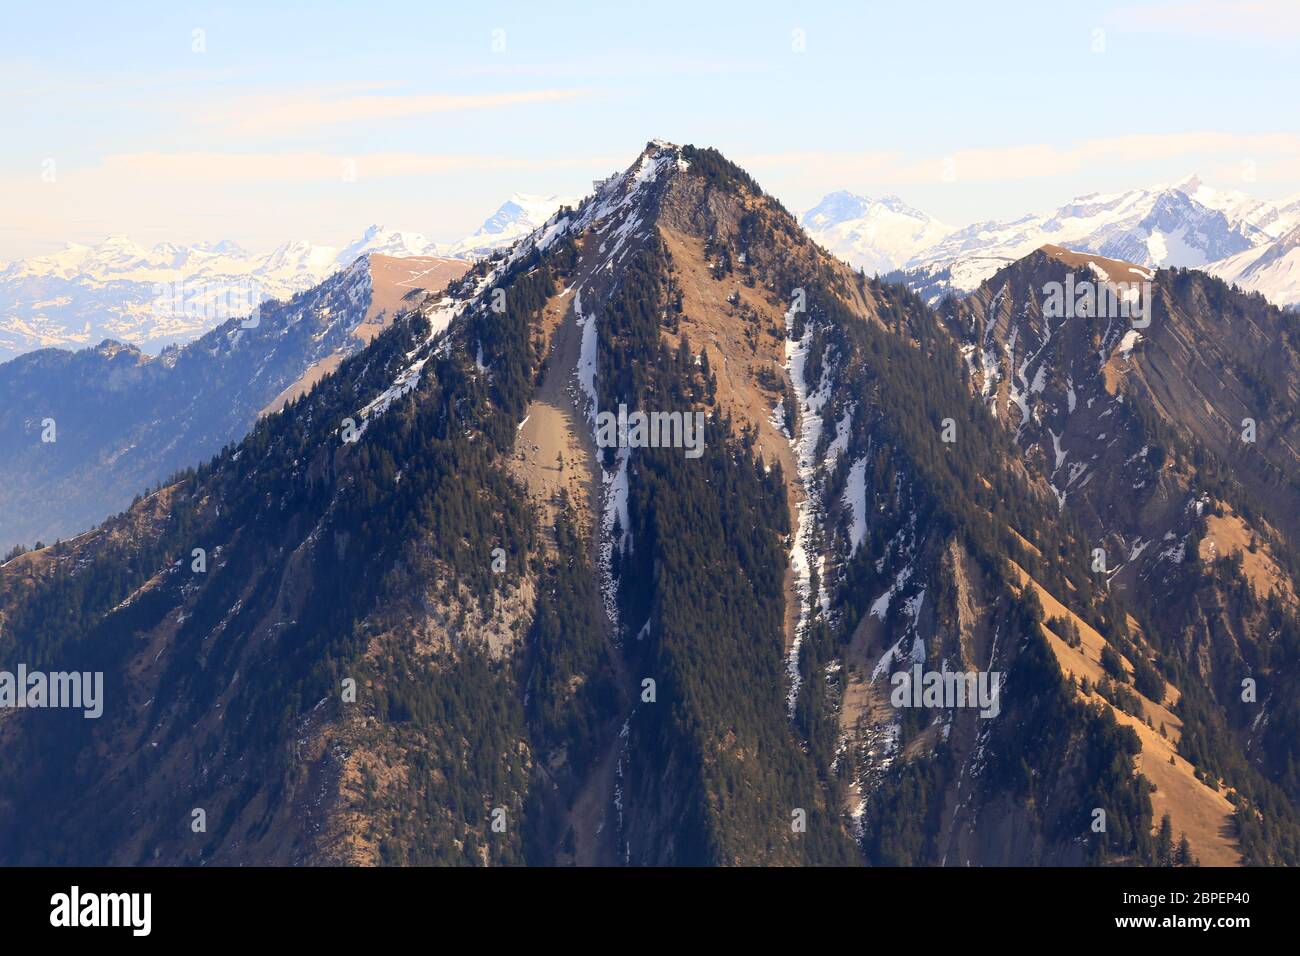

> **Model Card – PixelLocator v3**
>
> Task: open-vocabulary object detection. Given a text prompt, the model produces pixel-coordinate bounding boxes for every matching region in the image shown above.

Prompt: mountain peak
[91,338,145,359]
[334,225,445,266]
[195,238,244,255]
[448,190,582,258]
[5,136,1300,874]
[643,138,682,158]
[801,190,953,274]
[803,191,873,226]
[1035,243,1153,282]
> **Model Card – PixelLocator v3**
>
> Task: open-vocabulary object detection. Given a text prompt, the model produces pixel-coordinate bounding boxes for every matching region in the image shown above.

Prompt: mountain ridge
[0,196,575,362]
[803,176,1300,311]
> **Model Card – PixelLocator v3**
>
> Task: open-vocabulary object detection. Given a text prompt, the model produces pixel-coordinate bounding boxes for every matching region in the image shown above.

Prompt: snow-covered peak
[1208,222,1300,310]
[803,191,875,229]
[489,194,578,234]
[262,238,336,275]
[6,223,450,294]
[334,224,446,266]
[803,190,934,230]
[901,178,1267,299]
[1172,175,1297,241]
[98,234,146,253]
[195,239,244,255]
[447,192,582,258]
[487,139,683,276]
[802,190,954,275]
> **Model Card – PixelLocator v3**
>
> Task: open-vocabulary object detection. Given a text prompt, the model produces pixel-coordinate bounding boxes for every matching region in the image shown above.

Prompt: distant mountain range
[9,176,1296,367]
[0,253,466,550]
[800,175,1300,309]
[446,191,581,259]
[1209,223,1300,308]
[0,193,575,362]
[799,191,953,277]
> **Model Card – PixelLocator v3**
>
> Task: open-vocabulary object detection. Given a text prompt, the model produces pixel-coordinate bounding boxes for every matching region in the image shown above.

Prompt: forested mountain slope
[941,247,1300,863]
[1,143,1296,866]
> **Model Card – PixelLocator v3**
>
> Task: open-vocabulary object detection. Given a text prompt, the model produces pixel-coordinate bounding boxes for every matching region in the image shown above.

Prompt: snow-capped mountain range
[801,174,1300,309]
[7,175,1298,366]
[446,191,581,259]
[0,193,575,362]
[800,191,953,277]
[1207,222,1300,308]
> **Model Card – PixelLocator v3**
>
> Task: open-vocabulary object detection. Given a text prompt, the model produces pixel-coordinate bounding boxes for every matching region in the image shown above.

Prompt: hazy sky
[2,0,1298,259]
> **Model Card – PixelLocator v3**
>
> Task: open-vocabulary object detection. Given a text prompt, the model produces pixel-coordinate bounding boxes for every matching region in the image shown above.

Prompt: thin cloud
[744,132,1300,186]
[1105,0,1300,38]
[83,151,627,183]
[446,52,772,78]
[0,59,258,101]
[212,87,589,134]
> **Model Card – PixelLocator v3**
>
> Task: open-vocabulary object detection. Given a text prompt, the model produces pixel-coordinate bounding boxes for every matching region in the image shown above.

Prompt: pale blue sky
[2,0,1297,258]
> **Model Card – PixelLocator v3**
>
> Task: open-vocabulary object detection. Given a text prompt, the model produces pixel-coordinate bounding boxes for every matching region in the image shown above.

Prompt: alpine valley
[0,143,1297,868]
